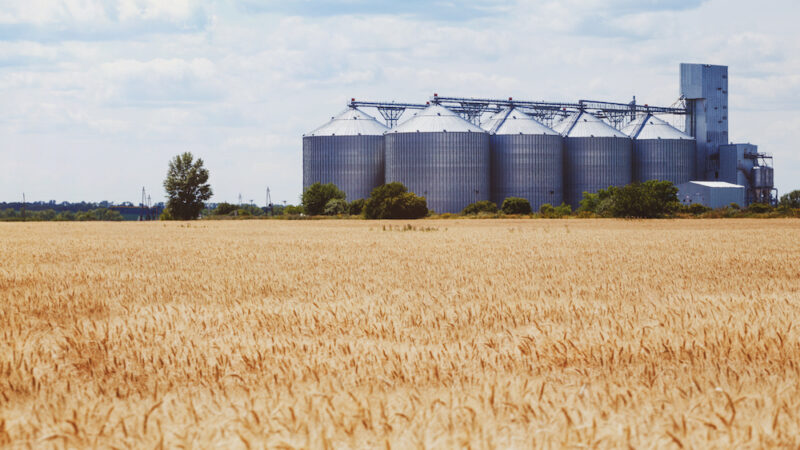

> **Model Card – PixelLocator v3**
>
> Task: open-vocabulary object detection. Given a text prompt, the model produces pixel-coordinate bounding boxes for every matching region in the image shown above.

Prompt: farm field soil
[1,219,800,448]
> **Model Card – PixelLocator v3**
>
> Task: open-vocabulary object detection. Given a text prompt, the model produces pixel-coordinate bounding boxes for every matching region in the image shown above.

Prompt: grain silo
[303,107,389,200]
[553,111,633,209]
[484,107,563,209]
[622,113,696,185]
[385,104,490,214]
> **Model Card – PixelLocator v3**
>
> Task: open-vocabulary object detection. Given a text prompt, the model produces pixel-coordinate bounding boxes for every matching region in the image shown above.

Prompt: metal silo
[303,107,389,200]
[485,107,563,209]
[385,104,490,214]
[554,111,633,209]
[622,113,696,185]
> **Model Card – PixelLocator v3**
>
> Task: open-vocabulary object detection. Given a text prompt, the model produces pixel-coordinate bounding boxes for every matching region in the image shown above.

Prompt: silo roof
[484,107,559,135]
[552,111,628,138]
[621,114,694,140]
[305,107,389,137]
[390,104,486,133]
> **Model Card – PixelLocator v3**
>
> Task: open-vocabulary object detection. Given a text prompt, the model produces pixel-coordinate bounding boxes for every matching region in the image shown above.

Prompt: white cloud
[1,0,799,204]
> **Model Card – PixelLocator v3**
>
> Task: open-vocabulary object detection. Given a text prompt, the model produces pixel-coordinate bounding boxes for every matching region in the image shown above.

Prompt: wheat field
[1,219,799,448]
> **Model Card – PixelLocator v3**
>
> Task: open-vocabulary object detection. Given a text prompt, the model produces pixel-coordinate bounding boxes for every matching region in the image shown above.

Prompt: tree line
[5,151,798,221]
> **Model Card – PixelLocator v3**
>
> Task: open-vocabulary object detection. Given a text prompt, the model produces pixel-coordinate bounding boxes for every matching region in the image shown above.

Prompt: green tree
[364,182,428,219]
[501,197,532,215]
[779,190,800,209]
[213,202,238,215]
[348,199,366,216]
[324,198,348,215]
[302,183,345,216]
[462,200,498,215]
[747,202,772,214]
[580,181,679,218]
[163,152,213,220]
[686,203,710,215]
[540,203,572,218]
[284,205,304,215]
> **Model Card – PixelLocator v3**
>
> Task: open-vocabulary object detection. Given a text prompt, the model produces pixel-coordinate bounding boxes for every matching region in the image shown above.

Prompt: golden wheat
[1,219,799,448]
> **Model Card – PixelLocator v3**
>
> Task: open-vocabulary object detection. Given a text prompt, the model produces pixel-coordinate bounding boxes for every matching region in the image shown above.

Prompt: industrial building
[677,181,745,209]
[302,63,777,213]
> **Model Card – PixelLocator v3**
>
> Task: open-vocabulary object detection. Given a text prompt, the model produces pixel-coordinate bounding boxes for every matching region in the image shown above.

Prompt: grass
[1,219,800,448]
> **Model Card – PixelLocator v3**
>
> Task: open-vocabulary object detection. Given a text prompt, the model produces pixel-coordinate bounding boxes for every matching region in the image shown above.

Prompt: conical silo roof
[305,107,389,137]
[391,104,486,133]
[484,107,559,135]
[621,114,694,140]
[553,111,628,138]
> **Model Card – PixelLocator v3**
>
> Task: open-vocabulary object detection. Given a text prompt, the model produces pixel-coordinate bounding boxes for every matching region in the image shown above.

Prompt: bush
[579,180,679,218]
[364,182,428,219]
[283,205,303,215]
[213,202,238,215]
[501,197,532,215]
[462,200,498,215]
[728,203,740,210]
[748,202,772,214]
[324,198,348,215]
[540,203,573,218]
[348,199,366,216]
[302,183,345,216]
[779,190,800,209]
[686,203,710,215]
[54,211,76,221]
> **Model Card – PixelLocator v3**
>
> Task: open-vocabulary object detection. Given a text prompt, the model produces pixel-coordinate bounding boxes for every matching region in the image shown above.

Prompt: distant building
[677,181,745,209]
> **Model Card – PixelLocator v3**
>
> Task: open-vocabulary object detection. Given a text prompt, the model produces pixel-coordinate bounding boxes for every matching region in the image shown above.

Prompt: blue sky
[1,0,799,205]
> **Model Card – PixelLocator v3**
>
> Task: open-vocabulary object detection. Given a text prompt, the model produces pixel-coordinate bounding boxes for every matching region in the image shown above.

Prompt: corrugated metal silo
[485,107,563,209]
[554,111,633,209]
[385,104,490,214]
[303,107,389,200]
[622,113,696,185]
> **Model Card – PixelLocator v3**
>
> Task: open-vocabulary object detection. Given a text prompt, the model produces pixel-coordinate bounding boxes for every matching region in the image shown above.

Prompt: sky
[1,0,799,205]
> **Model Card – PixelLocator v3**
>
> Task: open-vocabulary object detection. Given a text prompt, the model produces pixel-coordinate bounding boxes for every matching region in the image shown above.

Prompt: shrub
[501,197,532,215]
[540,203,573,218]
[213,202,238,215]
[283,205,303,215]
[728,203,741,210]
[364,182,428,219]
[748,202,772,214]
[579,180,679,218]
[348,199,366,216]
[462,200,498,215]
[779,190,800,209]
[302,183,345,216]
[324,198,348,215]
[686,203,710,215]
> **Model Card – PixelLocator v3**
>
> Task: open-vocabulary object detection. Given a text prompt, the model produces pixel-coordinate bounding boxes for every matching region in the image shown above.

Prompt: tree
[686,203,710,215]
[539,203,572,218]
[284,205,304,215]
[348,199,366,216]
[501,197,532,215]
[779,190,800,209]
[302,183,345,216]
[462,200,498,215]
[364,182,428,219]
[213,202,238,215]
[578,181,679,218]
[747,202,772,214]
[324,198,348,215]
[163,152,212,220]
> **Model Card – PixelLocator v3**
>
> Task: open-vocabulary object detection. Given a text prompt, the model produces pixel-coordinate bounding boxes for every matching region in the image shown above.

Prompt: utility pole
[21,192,26,221]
